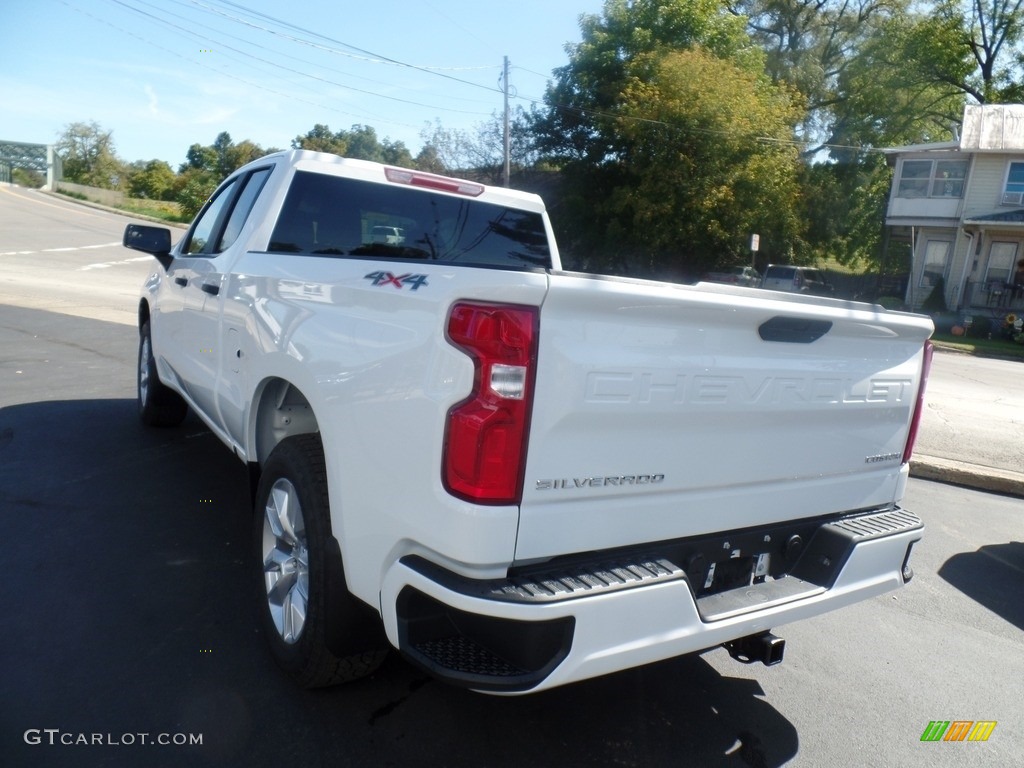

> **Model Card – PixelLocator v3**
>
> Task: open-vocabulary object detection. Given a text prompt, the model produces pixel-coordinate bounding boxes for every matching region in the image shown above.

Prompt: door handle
[201,283,220,296]
[174,277,187,287]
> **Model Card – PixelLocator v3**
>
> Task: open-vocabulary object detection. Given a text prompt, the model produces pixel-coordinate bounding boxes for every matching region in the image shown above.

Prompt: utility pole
[502,55,510,187]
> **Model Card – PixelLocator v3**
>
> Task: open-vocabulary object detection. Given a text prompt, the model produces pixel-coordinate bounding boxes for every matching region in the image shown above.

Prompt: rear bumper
[379,507,922,694]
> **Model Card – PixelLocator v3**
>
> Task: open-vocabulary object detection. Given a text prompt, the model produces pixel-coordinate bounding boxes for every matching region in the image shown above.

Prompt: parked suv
[761,265,833,296]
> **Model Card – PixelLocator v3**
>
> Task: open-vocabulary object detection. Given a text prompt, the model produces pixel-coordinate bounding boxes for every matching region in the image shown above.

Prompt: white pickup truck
[124,150,934,694]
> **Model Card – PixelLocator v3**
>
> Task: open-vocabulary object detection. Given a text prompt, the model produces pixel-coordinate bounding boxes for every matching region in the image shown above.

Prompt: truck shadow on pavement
[0,397,798,768]
[939,541,1024,632]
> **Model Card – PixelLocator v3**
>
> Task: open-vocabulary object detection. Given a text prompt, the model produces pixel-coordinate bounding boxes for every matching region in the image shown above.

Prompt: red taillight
[443,302,538,504]
[902,340,934,464]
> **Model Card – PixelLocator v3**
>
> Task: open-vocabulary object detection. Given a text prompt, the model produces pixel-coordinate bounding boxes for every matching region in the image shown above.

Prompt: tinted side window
[269,171,551,269]
[184,177,239,255]
[219,168,272,251]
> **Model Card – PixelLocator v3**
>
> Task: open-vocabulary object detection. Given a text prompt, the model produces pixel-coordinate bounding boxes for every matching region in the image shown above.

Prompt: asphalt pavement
[911,347,1024,499]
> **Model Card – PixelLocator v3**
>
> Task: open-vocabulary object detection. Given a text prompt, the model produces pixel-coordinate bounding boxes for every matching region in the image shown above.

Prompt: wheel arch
[250,377,320,469]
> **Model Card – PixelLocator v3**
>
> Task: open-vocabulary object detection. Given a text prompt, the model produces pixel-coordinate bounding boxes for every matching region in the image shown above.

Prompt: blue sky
[2,0,605,168]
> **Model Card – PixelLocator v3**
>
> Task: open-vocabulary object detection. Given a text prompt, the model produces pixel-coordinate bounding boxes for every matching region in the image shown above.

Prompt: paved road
[1,184,1021,767]
[0,185,168,326]
[1,304,1021,768]
[916,350,1023,476]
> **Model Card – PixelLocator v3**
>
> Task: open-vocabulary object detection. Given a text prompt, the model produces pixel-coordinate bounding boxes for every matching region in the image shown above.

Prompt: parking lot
[1,188,1021,767]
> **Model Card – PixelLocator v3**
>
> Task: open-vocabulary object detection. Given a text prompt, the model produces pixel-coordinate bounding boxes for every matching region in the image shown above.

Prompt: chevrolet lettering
[124,150,933,696]
[585,372,914,407]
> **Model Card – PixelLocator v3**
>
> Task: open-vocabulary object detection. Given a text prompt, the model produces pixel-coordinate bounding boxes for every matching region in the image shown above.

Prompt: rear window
[268,171,551,269]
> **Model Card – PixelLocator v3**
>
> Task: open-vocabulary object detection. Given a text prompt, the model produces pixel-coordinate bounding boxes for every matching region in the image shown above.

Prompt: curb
[910,454,1024,498]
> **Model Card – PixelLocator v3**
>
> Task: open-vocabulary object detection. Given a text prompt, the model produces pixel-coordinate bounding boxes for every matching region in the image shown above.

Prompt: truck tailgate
[516,275,933,562]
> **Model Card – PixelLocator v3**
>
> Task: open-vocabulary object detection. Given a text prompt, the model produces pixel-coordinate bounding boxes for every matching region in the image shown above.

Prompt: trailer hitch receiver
[724,631,785,666]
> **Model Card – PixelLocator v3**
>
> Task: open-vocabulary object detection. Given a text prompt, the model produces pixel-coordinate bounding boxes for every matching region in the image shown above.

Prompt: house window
[985,242,1017,284]
[1002,162,1024,205]
[920,240,951,287]
[897,159,967,198]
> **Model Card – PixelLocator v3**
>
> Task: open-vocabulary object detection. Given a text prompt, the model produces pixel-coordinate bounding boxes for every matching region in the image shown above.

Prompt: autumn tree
[531,0,801,275]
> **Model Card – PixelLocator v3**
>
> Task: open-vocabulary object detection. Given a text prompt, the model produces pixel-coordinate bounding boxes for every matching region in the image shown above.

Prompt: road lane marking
[80,256,151,270]
[0,242,123,258]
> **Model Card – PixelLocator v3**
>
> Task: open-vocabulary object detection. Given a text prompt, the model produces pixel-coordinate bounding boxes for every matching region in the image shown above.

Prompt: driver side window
[184,177,239,255]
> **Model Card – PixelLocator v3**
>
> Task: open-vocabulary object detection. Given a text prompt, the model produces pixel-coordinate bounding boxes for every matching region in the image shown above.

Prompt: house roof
[881,141,959,155]
[884,105,1024,155]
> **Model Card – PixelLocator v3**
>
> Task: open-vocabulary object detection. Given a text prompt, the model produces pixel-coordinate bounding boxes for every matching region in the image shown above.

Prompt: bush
[965,318,992,338]
[12,168,45,188]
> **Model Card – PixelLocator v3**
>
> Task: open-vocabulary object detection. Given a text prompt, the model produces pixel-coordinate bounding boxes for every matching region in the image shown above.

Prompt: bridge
[0,140,62,189]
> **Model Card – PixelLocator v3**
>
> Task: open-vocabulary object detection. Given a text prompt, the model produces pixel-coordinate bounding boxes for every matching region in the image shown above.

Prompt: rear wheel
[138,320,187,427]
[255,434,387,687]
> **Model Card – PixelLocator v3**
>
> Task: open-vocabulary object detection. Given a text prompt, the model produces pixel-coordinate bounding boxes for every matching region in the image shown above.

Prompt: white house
[884,104,1024,316]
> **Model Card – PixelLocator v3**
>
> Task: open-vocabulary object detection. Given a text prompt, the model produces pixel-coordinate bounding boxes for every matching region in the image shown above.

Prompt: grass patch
[116,198,190,224]
[932,332,1024,361]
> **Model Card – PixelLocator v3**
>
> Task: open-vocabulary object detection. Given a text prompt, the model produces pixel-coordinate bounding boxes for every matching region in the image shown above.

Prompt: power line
[61,0,409,133]
[105,0,495,119]
[188,0,503,94]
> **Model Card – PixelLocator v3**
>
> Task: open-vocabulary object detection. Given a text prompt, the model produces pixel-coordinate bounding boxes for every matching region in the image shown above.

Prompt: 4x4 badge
[364,271,428,291]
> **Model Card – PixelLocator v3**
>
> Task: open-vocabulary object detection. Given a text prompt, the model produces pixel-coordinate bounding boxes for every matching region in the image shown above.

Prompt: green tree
[534,0,754,166]
[413,142,446,173]
[174,133,277,218]
[55,121,126,189]
[292,123,347,154]
[180,143,218,174]
[730,0,912,154]
[925,0,1024,103]
[531,0,800,275]
[730,1,970,271]
[292,124,413,166]
[612,47,805,274]
[12,168,45,188]
[127,159,177,200]
[381,138,414,167]
[173,169,218,220]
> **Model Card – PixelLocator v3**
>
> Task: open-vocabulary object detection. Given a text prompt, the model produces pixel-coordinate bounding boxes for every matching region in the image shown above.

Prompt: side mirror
[124,224,173,270]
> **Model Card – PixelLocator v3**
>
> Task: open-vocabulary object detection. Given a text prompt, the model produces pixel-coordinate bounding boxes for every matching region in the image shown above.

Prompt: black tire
[254,433,388,688]
[138,320,188,427]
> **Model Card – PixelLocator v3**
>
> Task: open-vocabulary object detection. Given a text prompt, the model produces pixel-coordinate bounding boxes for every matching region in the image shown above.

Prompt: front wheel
[255,434,388,687]
[138,320,187,427]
